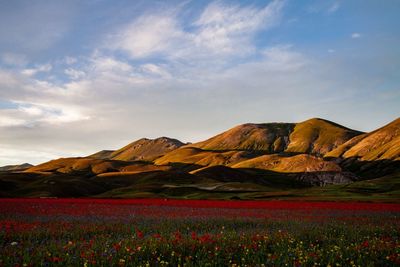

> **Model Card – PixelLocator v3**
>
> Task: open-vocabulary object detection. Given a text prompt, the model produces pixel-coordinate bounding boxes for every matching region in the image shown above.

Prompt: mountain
[190,123,294,152]
[155,118,362,167]
[0,163,33,172]
[184,118,361,155]
[108,137,185,161]
[1,117,399,200]
[88,150,114,160]
[26,157,132,175]
[154,147,258,167]
[285,118,363,156]
[25,157,171,175]
[326,118,400,161]
[231,154,341,173]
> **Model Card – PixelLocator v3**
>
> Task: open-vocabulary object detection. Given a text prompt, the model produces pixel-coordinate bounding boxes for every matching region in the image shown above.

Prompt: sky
[0,0,399,165]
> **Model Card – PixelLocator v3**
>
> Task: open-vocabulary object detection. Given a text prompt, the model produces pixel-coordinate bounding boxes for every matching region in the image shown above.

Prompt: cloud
[90,56,133,73]
[351,33,361,39]
[21,64,52,76]
[1,52,28,66]
[193,0,285,55]
[65,68,85,80]
[111,0,285,60]
[140,64,172,79]
[0,113,26,127]
[64,56,77,65]
[113,14,184,59]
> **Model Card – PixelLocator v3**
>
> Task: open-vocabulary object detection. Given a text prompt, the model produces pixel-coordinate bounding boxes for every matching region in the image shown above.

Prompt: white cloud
[193,0,284,55]
[65,68,85,80]
[90,56,133,73]
[328,49,335,53]
[18,105,44,116]
[140,64,171,79]
[22,63,52,76]
[111,0,285,60]
[114,15,184,58]
[351,33,361,39]
[0,115,26,127]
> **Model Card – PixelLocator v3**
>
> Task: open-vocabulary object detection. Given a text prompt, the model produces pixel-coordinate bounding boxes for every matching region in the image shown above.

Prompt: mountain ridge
[2,117,399,200]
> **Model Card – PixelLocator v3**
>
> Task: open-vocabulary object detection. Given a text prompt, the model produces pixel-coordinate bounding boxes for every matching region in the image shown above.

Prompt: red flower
[136,229,144,239]
[191,231,198,240]
[114,243,122,251]
[51,257,62,263]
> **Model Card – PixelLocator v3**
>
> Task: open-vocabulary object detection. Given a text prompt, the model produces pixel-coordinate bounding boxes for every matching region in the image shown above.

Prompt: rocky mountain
[1,117,399,200]
[0,163,33,172]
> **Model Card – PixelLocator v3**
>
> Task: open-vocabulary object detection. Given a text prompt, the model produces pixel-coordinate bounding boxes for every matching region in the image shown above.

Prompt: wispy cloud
[110,0,285,61]
[192,0,285,55]
[64,68,85,80]
[113,14,184,59]
[21,64,52,76]
[351,33,361,39]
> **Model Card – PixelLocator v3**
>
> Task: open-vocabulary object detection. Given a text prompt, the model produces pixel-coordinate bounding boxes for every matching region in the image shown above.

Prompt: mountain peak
[109,137,185,161]
[190,122,295,152]
[0,163,33,171]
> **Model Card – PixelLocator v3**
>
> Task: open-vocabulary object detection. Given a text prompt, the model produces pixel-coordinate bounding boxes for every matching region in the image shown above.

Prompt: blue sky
[0,0,399,165]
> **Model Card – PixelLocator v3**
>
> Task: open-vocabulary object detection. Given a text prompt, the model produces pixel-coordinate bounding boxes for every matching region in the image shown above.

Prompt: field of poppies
[1,199,399,266]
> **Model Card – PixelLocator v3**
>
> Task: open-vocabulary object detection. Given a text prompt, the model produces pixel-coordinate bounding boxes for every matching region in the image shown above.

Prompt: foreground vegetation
[1,199,399,266]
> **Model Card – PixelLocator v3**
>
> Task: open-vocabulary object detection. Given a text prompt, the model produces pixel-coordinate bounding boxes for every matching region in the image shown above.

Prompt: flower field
[1,199,399,266]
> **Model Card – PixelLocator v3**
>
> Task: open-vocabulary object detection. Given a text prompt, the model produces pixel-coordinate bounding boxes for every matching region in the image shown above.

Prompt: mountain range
[1,117,399,201]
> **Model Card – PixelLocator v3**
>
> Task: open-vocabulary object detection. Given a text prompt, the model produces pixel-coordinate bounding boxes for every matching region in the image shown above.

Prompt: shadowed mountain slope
[88,150,114,160]
[154,147,258,167]
[231,154,341,173]
[25,157,171,175]
[0,163,33,172]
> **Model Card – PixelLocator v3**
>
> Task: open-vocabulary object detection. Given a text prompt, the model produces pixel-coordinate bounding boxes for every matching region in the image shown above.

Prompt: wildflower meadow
[1,199,399,266]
